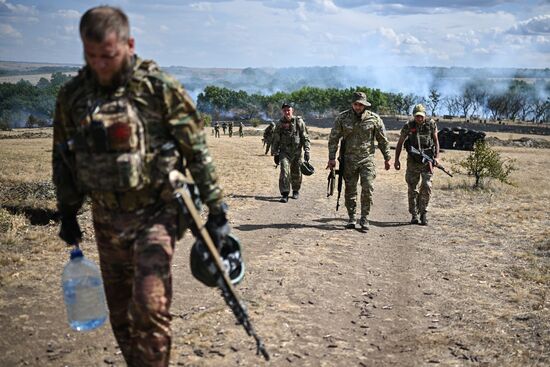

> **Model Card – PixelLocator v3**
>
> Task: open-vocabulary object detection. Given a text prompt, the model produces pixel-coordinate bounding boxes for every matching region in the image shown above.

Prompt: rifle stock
[169,171,270,361]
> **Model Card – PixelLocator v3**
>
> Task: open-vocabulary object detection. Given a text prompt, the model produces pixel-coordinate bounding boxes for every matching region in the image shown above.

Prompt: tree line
[197,79,549,123]
[0,72,72,130]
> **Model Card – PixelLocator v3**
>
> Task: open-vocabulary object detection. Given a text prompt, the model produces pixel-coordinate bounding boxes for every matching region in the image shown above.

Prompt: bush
[201,113,212,127]
[250,118,261,127]
[454,140,516,188]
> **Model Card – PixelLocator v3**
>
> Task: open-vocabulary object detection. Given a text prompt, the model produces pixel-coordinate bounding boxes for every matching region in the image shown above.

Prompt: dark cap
[352,91,371,107]
[281,102,293,109]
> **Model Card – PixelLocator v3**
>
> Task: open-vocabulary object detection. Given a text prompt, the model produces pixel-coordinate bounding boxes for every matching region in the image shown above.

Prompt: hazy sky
[0,0,549,68]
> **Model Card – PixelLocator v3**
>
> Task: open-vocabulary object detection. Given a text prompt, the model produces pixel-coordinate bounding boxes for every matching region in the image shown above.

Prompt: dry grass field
[0,126,548,366]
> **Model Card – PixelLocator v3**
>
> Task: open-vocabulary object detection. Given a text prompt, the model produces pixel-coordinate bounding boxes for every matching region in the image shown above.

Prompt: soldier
[271,102,310,203]
[52,6,236,366]
[327,91,391,230]
[222,121,227,135]
[214,121,220,138]
[228,121,234,137]
[238,121,244,137]
[263,121,275,155]
[394,104,440,225]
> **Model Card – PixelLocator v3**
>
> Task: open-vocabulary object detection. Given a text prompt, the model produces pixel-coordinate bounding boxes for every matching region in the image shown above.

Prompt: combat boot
[280,193,289,203]
[359,217,369,231]
[410,214,419,224]
[291,191,300,200]
[420,213,428,226]
[345,218,356,229]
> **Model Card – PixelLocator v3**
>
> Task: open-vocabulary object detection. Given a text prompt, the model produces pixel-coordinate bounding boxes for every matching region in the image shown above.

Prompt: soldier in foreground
[327,92,391,230]
[263,121,275,155]
[52,6,235,366]
[271,103,311,202]
[394,104,440,225]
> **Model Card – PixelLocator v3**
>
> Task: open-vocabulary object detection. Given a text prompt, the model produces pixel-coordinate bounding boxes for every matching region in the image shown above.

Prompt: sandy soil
[0,130,548,366]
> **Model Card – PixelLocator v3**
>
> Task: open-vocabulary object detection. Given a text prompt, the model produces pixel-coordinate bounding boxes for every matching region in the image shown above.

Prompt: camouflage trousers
[92,201,179,367]
[265,142,271,155]
[214,129,220,138]
[405,158,433,215]
[344,157,376,220]
[279,153,302,195]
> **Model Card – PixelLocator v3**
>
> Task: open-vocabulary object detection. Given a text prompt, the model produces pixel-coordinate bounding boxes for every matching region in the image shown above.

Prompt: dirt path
[1,135,547,366]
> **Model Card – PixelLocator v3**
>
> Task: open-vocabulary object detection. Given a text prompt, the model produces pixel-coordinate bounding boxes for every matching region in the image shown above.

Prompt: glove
[274,155,280,165]
[205,202,230,249]
[304,151,310,162]
[59,210,82,246]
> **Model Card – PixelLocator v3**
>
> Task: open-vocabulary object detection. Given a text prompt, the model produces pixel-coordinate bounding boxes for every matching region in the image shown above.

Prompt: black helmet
[300,161,315,176]
[190,233,245,287]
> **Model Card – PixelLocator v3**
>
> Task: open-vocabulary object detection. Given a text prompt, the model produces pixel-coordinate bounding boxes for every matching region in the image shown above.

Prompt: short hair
[79,6,130,43]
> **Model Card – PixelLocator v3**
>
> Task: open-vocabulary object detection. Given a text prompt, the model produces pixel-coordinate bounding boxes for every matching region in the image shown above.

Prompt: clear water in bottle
[62,248,108,331]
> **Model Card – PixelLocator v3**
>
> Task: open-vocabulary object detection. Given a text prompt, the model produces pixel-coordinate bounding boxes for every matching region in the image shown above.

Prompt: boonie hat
[352,91,371,107]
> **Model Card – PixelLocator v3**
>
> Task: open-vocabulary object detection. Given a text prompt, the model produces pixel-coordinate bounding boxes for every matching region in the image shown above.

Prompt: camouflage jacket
[271,116,310,157]
[263,124,274,140]
[399,119,437,153]
[52,56,224,214]
[328,109,391,162]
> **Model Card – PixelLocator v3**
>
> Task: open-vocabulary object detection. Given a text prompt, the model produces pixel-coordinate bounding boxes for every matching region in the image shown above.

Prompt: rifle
[409,146,453,177]
[334,140,345,211]
[169,171,270,361]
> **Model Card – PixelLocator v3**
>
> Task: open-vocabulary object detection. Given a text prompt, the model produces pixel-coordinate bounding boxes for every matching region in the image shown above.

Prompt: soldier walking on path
[222,121,227,135]
[228,121,234,137]
[52,6,238,366]
[327,91,392,230]
[214,121,220,138]
[271,102,311,203]
[394,104,440,225]
[239,121,244,137]
[263,121,275,155]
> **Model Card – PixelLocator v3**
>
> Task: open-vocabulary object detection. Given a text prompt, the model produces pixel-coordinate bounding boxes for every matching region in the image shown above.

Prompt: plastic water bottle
[62,248,108,331]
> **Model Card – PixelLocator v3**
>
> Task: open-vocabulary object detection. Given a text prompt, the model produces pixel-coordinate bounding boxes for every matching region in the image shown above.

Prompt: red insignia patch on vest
[108,122,131,145]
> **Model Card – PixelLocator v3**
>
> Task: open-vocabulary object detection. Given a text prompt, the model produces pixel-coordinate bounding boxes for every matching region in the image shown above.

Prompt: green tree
[454,141,516,188]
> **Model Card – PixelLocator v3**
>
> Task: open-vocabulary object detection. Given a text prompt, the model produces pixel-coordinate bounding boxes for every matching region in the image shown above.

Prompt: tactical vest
[70,63,180,193]
[278,117,302,152]
[404,119,436,160]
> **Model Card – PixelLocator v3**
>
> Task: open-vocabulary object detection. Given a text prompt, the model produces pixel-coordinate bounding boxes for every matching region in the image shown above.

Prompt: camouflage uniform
[221,121,227,135]
[399,118,438,217]
[214,122,220,138]
[52,56,224,367]
[328,109,391,222]
[263,122,275,155]
[271,116,310,196]
[228,121,233,137]
[238,122,244,137]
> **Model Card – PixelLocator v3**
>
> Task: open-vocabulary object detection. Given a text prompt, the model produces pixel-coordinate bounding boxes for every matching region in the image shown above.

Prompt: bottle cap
[70,248,84,260]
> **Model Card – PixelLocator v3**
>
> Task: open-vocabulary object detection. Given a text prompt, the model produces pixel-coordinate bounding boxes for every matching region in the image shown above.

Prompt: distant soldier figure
[239,121,244,137]
[271,102,311,203]
[327,91,391,230]
[228,121,234,137]
[214,121,220,138]
[222,121,227,135]
[394,104,440,225]
[263,121,275,155]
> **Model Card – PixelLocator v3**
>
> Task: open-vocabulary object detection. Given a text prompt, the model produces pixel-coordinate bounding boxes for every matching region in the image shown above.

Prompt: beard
[87,55,134,89]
